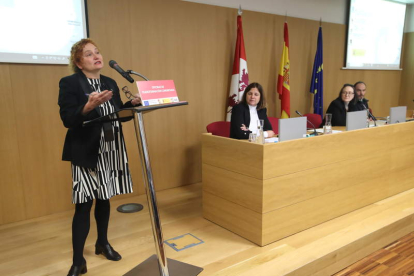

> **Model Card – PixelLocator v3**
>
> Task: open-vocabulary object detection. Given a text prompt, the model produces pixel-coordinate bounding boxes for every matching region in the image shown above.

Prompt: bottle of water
[324,113,332,134]
[257,119,265,144]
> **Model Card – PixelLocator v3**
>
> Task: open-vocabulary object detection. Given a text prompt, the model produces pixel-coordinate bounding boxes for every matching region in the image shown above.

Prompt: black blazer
[354,98,374,119]
[325,97,358,127]
[230,103,272,139]
[355,98,369,111]
[58,72,134,168]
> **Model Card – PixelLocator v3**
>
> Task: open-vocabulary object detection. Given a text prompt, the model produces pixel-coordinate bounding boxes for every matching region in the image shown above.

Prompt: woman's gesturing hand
[82,90,113,114]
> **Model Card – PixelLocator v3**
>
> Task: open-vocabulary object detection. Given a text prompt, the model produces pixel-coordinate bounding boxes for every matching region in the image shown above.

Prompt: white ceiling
[182,0,414,26]
[182,0,348,24]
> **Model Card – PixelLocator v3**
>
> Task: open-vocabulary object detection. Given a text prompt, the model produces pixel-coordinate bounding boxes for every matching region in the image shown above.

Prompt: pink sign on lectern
[136,80,179,106]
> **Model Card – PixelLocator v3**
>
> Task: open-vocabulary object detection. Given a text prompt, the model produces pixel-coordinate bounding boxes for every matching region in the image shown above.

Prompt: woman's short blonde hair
[69,38,99,73]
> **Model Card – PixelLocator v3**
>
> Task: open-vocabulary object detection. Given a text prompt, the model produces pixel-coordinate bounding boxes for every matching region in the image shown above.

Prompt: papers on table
[315,128,342,134]
[265,137,279,143]
[263,128,346,144]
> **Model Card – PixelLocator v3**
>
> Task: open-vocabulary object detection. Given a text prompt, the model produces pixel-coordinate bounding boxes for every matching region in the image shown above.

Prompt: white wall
[406,4,414,32]
[182,0,348,24]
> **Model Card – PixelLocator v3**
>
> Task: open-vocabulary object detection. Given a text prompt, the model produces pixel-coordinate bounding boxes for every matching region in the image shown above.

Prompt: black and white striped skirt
[71,125,134,204]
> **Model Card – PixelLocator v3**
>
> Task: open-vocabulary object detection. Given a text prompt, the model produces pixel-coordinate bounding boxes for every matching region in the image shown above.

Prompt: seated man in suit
[354,81,374,119]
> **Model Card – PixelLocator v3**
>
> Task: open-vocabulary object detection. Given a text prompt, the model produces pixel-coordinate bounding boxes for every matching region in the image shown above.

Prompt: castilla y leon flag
[277,22,290,119]
[310,26,323,118]
[226,14,249,121]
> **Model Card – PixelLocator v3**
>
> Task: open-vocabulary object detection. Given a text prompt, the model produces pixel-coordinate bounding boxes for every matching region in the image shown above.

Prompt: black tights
[72,199,111,265]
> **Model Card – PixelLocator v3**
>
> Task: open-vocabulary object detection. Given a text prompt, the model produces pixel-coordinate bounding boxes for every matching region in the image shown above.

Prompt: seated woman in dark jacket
[230,82,275,139]
[324,84,358,126]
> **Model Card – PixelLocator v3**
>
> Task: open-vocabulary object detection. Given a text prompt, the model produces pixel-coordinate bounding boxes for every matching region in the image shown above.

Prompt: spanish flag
[277,22,290,119]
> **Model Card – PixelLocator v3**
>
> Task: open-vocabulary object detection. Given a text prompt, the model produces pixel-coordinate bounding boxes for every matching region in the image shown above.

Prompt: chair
[268,117,279,135]
[304,113,322,129]
[206,121,230,138]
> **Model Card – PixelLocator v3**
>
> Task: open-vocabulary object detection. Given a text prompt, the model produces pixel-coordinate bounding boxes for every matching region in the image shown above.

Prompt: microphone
[109,60,135,83]
[295,110,318,136]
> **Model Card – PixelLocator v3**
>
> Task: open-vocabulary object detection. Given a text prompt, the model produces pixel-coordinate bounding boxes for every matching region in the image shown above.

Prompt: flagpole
[226,6,249,121]
[277,21,291,119]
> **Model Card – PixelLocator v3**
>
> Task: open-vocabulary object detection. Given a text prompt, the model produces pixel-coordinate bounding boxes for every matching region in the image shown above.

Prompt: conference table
[202,121,414,246]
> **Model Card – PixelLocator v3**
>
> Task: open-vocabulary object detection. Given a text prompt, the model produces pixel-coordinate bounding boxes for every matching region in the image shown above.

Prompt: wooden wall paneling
[400,32,414,109]
[196,6,236,127]
[127,0,205,190]
[0,64,26,224]
[317,22,346,116]
[36,66,74,213]
[242,11,280,117]
[8,64,73,219]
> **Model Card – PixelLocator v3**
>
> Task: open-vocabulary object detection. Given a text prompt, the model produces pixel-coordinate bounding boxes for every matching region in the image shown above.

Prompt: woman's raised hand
[82,90,113,114]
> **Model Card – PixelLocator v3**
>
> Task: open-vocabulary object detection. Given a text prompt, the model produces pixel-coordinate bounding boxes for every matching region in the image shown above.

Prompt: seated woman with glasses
[58,38,141,276]
[230,82,275,139]
[324,83,358,126]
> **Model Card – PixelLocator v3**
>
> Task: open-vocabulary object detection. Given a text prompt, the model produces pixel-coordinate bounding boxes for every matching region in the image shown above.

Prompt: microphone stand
[295,110,318,136]
[127,70,149,81]
[117,69,150,214]
[361,101,376,127]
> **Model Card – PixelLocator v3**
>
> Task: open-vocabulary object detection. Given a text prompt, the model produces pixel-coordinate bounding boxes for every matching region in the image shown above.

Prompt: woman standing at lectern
[58,38,141,276]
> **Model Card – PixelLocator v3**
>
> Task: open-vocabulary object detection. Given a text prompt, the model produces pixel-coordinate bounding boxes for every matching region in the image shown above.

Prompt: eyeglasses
[122,86,137,99]
[341,92,354,95]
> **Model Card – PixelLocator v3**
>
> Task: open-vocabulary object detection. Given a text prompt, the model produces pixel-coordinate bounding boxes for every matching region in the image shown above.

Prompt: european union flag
[310,26,323,117]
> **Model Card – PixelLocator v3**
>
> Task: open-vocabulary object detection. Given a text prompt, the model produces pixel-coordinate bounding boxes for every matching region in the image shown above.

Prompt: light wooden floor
[2,183,414,276]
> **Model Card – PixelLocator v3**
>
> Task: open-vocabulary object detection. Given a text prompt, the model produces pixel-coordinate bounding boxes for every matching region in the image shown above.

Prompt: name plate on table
[136,80,179,106]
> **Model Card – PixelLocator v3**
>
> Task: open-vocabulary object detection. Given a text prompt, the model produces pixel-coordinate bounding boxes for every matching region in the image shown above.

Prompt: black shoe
[95,242,122,261]
[67,261,87,276]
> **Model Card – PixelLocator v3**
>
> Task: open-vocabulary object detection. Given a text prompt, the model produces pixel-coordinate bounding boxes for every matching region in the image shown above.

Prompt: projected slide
[0,0,87,65]
[346,0,406,70]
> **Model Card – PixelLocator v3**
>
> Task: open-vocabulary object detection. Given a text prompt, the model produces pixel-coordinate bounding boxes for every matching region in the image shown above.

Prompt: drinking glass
[249,133,257,143]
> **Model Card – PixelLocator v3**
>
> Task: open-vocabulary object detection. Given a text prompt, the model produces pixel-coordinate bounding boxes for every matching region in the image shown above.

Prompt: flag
[226,14,249,121]
[310,26,323,117]
[277,22,290,119]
